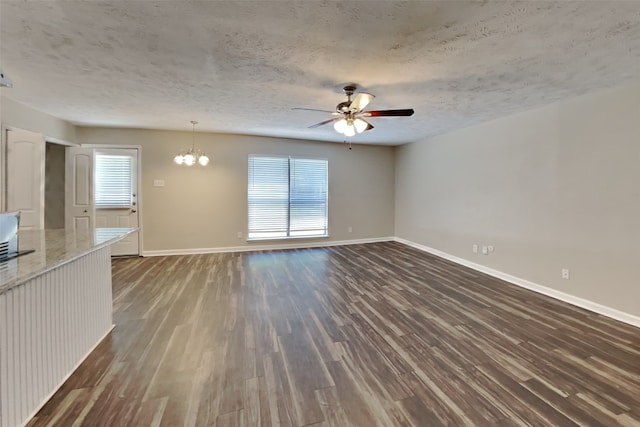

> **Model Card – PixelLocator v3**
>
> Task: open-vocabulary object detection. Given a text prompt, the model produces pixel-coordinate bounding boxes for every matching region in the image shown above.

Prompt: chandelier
[174,120,210,166]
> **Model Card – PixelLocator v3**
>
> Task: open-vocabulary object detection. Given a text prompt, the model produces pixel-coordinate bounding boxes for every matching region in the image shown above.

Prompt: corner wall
[77,127,395,253]
[395,80,640,319]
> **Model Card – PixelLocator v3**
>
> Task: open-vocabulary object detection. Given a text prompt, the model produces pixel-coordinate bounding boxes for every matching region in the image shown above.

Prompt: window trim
[247,154,329,242]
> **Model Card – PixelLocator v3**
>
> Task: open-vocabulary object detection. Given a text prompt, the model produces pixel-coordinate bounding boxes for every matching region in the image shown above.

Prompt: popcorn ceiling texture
[1,1,639,145]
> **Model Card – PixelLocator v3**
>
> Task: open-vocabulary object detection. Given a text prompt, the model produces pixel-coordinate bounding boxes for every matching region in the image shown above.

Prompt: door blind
[95,153,133,207]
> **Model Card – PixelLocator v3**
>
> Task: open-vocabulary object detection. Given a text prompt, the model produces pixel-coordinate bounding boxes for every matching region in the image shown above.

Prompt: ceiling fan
[293,85,415,137]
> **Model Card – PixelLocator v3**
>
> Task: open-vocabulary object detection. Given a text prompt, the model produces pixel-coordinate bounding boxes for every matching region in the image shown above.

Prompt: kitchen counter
[0,227,137,294]
[0,227,137,427]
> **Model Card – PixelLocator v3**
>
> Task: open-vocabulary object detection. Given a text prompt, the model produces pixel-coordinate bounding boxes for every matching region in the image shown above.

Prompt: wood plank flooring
[27,242,640,426]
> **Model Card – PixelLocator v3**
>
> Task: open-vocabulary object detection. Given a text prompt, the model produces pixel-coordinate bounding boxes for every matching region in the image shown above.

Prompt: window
[248,156,328,240]
[94,152,134,208]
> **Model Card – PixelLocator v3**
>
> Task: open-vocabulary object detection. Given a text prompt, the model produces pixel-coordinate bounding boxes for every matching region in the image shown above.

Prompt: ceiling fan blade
[293,107,340,115]
[362,109,415,117]
[308,118,339,128]
[349,92,375,113]
[363,120,374,132]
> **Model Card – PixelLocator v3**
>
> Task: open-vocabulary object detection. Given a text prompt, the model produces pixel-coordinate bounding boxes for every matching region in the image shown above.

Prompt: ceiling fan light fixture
[174,154,185,165]
[198,154,210,166]
[353,118,368,133]
[343,125,356,137]
[334,118,348,133]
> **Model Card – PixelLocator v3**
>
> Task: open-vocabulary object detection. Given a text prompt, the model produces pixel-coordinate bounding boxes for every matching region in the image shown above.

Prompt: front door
[94,148,140,256]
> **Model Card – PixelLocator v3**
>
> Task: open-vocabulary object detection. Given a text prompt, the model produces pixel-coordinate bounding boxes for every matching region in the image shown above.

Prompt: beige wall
[77,127,395,252]
[395,80,640,317]
[1,96,76,142]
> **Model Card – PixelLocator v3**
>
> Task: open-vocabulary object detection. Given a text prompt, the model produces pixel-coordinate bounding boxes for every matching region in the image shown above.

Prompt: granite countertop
[0,228,138,294]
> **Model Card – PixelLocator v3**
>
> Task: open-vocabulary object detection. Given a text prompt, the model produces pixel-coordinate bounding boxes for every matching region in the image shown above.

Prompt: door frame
[82,144,143,255]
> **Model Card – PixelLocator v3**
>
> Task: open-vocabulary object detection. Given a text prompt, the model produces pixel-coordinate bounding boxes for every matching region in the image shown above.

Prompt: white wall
[395,80,640,318]
[77,127,395,252]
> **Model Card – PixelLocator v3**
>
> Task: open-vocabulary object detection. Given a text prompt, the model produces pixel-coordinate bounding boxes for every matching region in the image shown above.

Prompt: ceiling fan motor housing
[337,85,358,113]
[337,101,352,113]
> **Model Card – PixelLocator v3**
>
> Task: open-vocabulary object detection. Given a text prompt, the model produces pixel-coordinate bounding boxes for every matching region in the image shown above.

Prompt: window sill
[247,234,329,243]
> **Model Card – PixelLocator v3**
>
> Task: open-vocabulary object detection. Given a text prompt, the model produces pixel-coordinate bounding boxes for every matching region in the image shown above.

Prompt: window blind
[289,158,328,237]
[95,154,133,208]
[248,156,328,240]
[248,156,290,239]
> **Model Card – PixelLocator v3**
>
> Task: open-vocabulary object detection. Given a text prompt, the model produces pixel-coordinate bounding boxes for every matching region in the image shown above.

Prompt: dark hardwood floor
[28,242,640,426]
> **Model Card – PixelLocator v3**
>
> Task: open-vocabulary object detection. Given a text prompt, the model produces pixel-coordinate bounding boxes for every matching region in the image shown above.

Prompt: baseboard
[394,237,640,329]
[141,236,395,257]
[22,324,116,427]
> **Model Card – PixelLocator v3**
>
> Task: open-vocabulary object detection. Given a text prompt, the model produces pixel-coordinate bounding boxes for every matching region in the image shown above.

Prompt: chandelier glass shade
[174,121,210,166]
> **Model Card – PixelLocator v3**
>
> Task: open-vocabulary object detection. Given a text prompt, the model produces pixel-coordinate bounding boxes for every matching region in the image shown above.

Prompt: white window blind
[95,153,133,208]
[248,156,328,240]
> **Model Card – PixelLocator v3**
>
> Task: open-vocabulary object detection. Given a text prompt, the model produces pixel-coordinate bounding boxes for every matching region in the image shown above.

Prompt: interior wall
[1,96,76,211]
[0,96,76,142]
[76,127,395,252]
[44,143,66,229]
[395,80,640,318]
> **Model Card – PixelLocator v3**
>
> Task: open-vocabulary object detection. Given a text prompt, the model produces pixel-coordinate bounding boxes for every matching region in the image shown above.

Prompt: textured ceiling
[1,1,640,145]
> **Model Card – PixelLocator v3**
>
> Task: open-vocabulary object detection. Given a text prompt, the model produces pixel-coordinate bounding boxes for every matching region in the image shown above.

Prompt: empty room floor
[28,242,640,426]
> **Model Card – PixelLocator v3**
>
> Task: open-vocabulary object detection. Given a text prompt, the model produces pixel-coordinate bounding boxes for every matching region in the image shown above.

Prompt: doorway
[45,142,66,229]
[66,145,141,256]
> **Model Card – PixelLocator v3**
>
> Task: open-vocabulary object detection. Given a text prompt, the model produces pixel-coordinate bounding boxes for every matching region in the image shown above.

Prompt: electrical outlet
[482,246,489,255]
[237,231,243,239]
[348,226,353,233]
[153,179,165,187]
[487,245,494,253]
[472,244,478,253]
[562,268,570,280]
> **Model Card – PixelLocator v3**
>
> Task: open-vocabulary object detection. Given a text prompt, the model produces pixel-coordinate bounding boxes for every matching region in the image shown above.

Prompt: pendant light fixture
[174,120,210,166]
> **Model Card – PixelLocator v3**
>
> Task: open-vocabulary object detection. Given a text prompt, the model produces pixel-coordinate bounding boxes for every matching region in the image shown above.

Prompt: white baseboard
[22,324,116,427]
[394,237,640,329]
[141,236,395,257]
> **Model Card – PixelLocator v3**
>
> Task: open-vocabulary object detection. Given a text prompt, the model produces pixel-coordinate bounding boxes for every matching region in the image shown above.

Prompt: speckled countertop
[0,228,137,294]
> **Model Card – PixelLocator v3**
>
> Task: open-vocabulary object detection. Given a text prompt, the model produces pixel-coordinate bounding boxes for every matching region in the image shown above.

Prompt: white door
[6,129,45,229]
[94,148,140,256]
[65,146,95,230]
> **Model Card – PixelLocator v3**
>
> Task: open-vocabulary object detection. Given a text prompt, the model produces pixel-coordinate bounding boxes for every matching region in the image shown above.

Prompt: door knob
[83,209,87,213]
[131,209,137,213]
